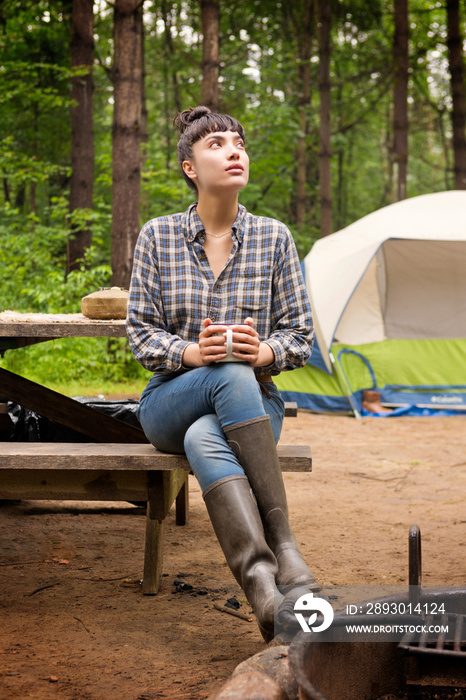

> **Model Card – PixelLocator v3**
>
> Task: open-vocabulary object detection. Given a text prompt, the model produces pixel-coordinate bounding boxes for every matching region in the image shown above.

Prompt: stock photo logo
[293,592,334,633]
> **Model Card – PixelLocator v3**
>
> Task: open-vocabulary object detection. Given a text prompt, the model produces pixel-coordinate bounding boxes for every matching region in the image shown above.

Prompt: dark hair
[174,106,246,191]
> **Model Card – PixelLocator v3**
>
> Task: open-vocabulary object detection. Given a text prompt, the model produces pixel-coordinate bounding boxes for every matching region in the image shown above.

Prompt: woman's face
[182,129,249,195]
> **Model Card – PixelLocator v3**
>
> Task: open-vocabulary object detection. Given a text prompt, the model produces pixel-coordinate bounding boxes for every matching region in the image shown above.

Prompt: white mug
[210,323,249,363]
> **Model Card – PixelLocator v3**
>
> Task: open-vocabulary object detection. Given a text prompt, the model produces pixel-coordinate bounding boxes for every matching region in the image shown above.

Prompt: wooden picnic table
[0,312,188,592]
[0,313,146,443]
[0,312,311,593]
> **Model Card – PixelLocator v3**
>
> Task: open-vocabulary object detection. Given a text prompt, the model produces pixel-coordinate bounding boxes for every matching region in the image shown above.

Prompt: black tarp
[3,398,141,442]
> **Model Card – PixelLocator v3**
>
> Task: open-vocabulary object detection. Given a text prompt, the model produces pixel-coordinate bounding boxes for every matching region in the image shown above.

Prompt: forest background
[1,0,465,396]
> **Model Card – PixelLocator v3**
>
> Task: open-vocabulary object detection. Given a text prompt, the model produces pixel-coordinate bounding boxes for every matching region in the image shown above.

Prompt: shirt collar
[184,202,247,244]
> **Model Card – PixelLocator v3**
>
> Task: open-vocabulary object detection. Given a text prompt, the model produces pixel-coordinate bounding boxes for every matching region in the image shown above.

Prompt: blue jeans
[138,363,285,492]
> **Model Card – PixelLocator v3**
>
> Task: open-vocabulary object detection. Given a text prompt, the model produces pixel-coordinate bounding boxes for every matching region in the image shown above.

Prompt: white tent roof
[304,191,466,372]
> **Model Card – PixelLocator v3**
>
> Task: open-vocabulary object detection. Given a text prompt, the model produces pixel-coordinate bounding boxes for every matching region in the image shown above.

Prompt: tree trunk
[160,0,182,169]
[200,0,219,110]
[446,0,466,189]
[2,178,10,204]
[392,0,409,201]
[318,0,332,237]
[111,0,144,289]
[68,0,95,273]
[30,102,38,215]
[139,15,149,222]
[295,0,313,231]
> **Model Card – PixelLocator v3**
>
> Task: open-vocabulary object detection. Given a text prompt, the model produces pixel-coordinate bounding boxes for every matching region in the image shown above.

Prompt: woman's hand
[182,319,228,366]
[198,319,230,364]
[182,317,274,367]
[230,317,260,364]
[237,317,274,367]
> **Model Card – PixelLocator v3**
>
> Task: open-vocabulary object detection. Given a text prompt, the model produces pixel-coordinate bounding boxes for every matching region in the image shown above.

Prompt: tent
[275,191,466,415]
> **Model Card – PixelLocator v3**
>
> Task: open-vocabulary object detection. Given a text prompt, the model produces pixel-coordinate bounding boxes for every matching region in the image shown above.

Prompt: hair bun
[174,106,212,132]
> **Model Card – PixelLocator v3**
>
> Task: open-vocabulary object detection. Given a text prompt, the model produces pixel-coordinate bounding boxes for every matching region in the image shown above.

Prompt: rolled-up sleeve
[264,228,314,373]
[126,223,191,373]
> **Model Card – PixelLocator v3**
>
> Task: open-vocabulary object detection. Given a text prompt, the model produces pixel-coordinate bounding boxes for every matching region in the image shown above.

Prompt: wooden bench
[0,440,311,595]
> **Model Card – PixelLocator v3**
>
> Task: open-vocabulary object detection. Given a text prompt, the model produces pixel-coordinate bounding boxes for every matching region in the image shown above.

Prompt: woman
[126,106,319,642]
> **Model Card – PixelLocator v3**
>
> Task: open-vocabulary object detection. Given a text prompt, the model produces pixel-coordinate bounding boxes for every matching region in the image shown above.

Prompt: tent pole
[330,351,361,419]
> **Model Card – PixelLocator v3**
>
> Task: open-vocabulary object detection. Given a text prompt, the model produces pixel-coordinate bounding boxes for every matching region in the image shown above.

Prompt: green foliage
[0,197,126,390]
[0,135,70,194]
[1,337,149,395]
[0,200,111,313]
[0,0,463,393]
[0,1,72,212]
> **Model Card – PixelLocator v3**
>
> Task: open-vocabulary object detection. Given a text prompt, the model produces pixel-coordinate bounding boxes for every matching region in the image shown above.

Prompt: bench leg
[175,473,189,526]
[142,506,164,595]
[142,470,188,594]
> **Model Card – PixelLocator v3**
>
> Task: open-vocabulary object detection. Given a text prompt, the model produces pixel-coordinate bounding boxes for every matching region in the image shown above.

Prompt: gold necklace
[204,229,232,239]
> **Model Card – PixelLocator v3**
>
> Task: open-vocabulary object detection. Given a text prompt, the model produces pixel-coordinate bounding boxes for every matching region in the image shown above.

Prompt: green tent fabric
[277,192,466,414]
[276,338,466,414]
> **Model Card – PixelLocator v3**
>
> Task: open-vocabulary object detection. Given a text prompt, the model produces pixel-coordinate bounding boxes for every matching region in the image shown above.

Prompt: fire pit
[288,526,466,700]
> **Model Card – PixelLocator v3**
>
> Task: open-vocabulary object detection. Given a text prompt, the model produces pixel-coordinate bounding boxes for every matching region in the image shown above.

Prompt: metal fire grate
[400,612,466,694]
[399,613,466,659]
[401,529,466,693]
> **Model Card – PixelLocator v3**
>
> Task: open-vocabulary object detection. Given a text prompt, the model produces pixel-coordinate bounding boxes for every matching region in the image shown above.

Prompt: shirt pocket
[233,270,271,313]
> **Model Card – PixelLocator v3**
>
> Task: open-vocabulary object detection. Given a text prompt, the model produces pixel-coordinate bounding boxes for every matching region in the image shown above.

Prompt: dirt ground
[0,411,465,700]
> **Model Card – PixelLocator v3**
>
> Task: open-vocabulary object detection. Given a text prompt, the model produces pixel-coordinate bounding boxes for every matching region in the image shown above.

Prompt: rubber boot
[203,474,283,642]
[224,416,320,592]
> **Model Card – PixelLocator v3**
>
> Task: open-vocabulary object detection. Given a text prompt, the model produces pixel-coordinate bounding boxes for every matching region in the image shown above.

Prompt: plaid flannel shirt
[126,203,314,375]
